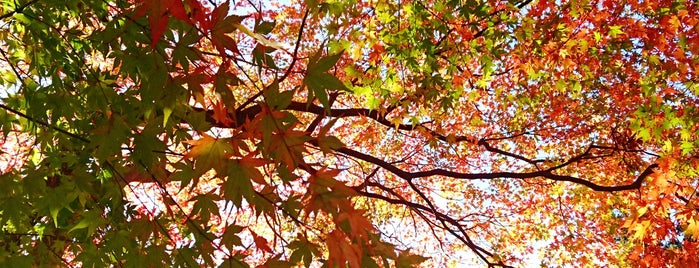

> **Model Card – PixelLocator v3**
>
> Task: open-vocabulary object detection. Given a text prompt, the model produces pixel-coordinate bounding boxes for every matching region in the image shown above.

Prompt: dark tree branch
[354,188,505,267]
[196,99,660,192]
[278,8,310,84]
[333,143,658,192]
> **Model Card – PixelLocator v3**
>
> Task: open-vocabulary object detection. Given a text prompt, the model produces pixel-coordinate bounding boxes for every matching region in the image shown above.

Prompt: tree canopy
[0,0,698,267]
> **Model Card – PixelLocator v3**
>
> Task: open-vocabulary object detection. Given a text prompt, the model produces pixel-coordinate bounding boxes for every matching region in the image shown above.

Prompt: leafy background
[0,0,698,267]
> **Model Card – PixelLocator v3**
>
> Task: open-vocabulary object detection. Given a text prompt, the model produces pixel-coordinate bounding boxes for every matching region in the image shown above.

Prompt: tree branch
[332,143,658,192]
[0,103,89,142]
[0,0,39,20]
[198,101,660,192]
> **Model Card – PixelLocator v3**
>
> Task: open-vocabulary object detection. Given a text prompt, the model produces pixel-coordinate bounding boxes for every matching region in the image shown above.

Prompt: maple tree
[0,0,698,267]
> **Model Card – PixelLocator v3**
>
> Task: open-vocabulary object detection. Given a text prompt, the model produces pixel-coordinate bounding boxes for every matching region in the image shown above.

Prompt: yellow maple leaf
[184,133,233,173]
[631,220,651,241]
[686,218,699,238]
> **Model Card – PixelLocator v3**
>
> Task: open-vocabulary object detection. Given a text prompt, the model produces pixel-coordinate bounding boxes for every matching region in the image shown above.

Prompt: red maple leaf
[133,0,190,47]
[250,230,273,254]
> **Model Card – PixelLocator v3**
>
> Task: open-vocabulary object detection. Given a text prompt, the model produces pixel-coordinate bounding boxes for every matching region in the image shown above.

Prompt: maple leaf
[327,230,362,268]
[208,1,245,55]
[7,0,699,267]
[184,133,233,174]
[237,152,270,185]
[317,118,345,153]
[288,236,320,267]
[267,129,309,169]
[304,168,358,216]
[133,0,190,47]
[303,50,348,108]
[335,209,375,242]
[250,230,274,254]
[396,251,430,267]
[686,218,699,238]
[211,101,234,127]
[631,220,651,241]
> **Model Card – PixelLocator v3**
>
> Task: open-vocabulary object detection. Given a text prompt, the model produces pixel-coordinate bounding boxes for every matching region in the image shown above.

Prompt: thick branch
[333,144,658,192]
[200,101,659,192]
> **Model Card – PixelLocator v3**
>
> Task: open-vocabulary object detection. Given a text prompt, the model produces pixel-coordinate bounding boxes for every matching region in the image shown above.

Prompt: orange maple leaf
[208,1,245,55]
[327,230,362,268]
[211,101,234,127]
[335,209,375,242]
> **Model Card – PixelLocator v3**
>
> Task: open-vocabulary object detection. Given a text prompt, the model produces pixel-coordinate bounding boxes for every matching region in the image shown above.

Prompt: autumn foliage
[0,0,698,267]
